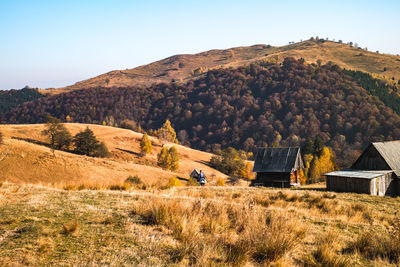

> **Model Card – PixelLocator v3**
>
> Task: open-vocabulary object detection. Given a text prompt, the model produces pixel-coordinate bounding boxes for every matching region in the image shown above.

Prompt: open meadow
[1,183,400,266]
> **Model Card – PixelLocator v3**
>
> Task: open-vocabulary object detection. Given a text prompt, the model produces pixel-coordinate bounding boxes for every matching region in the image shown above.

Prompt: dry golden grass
[0,123,229,188]
[43,40,400,95]
[1,183,400,266]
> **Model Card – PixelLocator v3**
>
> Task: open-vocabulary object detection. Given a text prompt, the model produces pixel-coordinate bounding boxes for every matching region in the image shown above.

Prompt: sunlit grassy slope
[0,123,229,188]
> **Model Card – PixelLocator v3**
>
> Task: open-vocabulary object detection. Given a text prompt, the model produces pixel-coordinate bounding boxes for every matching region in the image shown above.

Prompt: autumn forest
[2,58,400,167]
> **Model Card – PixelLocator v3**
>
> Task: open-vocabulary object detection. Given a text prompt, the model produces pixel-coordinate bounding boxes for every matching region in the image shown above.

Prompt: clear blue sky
[0,0,399,89]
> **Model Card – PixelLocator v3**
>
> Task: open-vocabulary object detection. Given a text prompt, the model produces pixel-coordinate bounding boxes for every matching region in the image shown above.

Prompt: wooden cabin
[251,147,304,187]
[325,141,400,196]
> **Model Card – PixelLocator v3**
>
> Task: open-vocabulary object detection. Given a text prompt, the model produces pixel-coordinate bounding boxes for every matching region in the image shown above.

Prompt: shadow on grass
[291,187,327,192]
[177,176,189,182]
[11,137,75,153]
[12,137,48,147]
[116,148,142,157]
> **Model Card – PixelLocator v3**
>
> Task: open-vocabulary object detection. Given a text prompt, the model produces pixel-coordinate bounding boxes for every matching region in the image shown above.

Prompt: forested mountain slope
[4,58,400,167]
[0,88,43,115]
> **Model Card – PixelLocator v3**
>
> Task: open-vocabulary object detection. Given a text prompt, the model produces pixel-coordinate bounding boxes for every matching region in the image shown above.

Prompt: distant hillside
[43,39,400,95]
[5,59,400,167]
[0,124,229,187]
[0,88,43,115]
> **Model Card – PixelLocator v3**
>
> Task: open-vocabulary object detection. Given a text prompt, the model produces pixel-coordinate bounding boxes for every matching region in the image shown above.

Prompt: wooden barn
[251,147,304,187]
[325,141,400,196]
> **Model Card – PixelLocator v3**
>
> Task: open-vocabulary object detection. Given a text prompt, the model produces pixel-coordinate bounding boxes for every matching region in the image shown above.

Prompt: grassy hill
[1,183,399,266]
[43,39,400,95]
[0,123,229,188]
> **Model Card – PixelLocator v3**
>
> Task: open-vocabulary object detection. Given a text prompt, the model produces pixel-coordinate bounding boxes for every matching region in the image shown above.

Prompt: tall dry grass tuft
[345,213,400,263]
[37,237,54,255]
[303,232,350,267]
[344,230,400,263]
[131,197,305,265]
[227,210,305,264]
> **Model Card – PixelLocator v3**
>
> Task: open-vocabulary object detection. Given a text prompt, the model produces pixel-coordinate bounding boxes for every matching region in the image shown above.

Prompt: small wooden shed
[251,147,304,187]
[325,141,400,196]
[325,170,393,196]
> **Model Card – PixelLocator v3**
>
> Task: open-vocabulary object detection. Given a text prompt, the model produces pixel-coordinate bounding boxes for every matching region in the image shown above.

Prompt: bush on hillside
[125,175,143,185]
[73,127,109,157]
[119,119,137,131]
[167,177,182,188]
[217,178,225,186]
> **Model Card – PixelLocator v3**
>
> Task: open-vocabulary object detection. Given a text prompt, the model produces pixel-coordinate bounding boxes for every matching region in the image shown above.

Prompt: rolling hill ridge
[42,39,400,95]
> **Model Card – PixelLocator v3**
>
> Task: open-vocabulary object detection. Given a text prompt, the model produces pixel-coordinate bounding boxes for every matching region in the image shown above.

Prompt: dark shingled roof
[253,147,304,173]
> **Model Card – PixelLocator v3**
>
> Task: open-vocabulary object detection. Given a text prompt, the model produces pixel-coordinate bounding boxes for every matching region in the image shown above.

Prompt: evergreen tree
[313,136,324,156]
[73,127,109,157]
[41,115,72,150]
[169,146,179,171]
[302,138,314,155]
[140,133,152,155]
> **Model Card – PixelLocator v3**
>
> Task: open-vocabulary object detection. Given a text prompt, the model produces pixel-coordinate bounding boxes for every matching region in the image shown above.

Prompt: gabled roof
[190,169,199,178]
[253,147,304,173]
[372,141,400,176]
[351,141,400,176]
